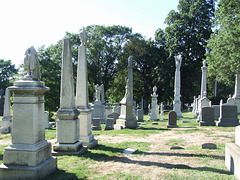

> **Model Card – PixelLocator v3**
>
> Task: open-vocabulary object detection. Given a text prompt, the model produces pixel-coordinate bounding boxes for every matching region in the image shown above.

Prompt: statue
[95,84,101,102]
[128,56,133,67]
[80,28,87,46]
[153,86,157,95]
[175,55,182,70]
[24,46,41,80]
[203,60,207,67]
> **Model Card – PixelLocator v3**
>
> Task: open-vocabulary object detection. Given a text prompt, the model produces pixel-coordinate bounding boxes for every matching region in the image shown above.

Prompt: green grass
[94,172,145,180]
[45,128,57,140]
[166,138,186,147]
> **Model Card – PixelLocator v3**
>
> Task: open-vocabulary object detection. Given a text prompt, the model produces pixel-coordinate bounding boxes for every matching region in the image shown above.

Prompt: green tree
[0,59,18,91]
[164,0,215,105]
[206,0,240,99]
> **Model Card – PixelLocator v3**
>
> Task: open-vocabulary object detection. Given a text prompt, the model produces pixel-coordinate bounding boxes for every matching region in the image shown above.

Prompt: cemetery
[0,0,240,179]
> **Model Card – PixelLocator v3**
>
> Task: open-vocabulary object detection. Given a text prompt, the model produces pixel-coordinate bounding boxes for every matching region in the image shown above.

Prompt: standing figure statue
[24,46,41,80]
[153,86,157,95]
[95,84,101,102]
[124,79,131,98]
[80,27,87,46]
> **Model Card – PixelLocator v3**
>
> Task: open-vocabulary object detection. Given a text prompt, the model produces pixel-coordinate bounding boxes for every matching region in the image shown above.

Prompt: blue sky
[0,0,179,67]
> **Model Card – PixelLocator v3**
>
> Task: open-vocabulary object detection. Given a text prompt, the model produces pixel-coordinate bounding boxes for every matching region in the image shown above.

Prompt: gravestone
[105,118,114,130]
[173,55,183,118]
[137,109,144,122]
[105,103,113,119]
[0,89,4,116]
[0,46,56,179]
[225,126,240,179]
[196,92,211,122]
[113,103,121,114]
[92,118,102,130]
[167,111,178,128]
[149,86,158,120]
[76,28,98,148]
[107,112,120,124]
[92,84,105,123]
[212,105,220,120]
[217,104,239,127]
[0,88,12,133]
[53,38,85,155]
[200,107,215,126]
[44,111,50,129]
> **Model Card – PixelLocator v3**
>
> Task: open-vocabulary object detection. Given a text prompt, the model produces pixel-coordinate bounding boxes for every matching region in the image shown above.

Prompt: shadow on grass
[45,169,83,180]
[85,144,230,175]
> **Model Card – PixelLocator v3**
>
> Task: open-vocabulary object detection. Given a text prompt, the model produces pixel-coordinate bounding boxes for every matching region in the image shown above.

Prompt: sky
[0,0,179,67]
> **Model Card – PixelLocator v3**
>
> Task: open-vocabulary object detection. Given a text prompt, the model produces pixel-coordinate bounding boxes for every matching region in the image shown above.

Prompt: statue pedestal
[173,100,183,118]
[115,97,137,129]
[149,94,158,120]
[0,79,57,180]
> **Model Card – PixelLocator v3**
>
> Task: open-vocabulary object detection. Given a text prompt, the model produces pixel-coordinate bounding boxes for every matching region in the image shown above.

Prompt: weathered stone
[202,143,217,149]
[92,118,102,130]
[107,112,120,124]
[137,109,144,122]
[105,118,114,130]
[167,111,178,128]
[217,104,239,127]
[200,107,215,126]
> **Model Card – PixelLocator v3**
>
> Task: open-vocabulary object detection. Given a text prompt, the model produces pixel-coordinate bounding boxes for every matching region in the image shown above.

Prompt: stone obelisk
[53,38,85,155]
[232,70,240,113]
[0,46,56,179]
[0,88,12,133]
[76,28,98,148]
[128,56,133,99]
[173,55,183,118]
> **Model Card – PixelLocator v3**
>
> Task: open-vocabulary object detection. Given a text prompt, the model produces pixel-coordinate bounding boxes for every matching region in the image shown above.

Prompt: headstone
[44,111,50,129]
[212,105,220,120]
[105,103,113,119]
[92,84,105,123]
[53,38,85,155]
[196,91,211,122]
[137,109,144,122]
[0,88,12,133]
[173,55,183,118]
[76,28,98,148]
[115,56,137,129]
[107,112,120,124]
[160,102,164,117]
[0,46,56,179]
[202,143,217,149]
[92,118,102,130]
[192,96,196,113]
[149,86,158,120]
[0,89,4,116]
[225,126,240,179]
[217,104,239,127]
[167,111,178,128]
[105,118,114,130]
[200,107,215,126]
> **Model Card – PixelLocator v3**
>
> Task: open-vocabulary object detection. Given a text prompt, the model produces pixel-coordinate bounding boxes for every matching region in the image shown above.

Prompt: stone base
[0,157,57,180]
[52,141,86,156]
[115,119,137,129]
[167,125,178,128]
[200,121,216,126]
[225,143,240,179]
[80,134,98,149]
[217,118,239,127]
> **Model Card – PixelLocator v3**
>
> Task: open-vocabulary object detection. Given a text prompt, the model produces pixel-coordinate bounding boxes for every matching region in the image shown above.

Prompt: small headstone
[152,122,158,125]
[200,107,215,126]
[44,111,50,129]
[148,127,157,130]
[167,111,178,128]
[137,109,144,122]
[92,118,102,130]
[202,143,217,149]
[105,118,114,130]
[217,104,239,127]
[182,119,190,123]
[123,148,135,154]
[170,146,184,150]
[107,112,120,124]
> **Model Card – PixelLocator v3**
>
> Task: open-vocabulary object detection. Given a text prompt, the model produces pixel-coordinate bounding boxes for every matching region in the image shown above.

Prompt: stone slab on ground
[202,143,217,149]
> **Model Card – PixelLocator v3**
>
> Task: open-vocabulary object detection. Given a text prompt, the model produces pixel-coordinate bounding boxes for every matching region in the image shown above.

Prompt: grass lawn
[0,111,238,180]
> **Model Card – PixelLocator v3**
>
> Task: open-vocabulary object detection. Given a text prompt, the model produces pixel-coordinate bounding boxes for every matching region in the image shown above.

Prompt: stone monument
[201,60,207,98]
[149,86,158,120]
[197,91,211,122]
[217,104,239,127]
[0,46,56,179]
[76,28,98,148]
[115,79,137,129]
[200,107,215,126]
[0,88,12,133]
[92,84,105,123]
[225,125,240,179]
[53,38,85,155]
[173,55,183,118]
